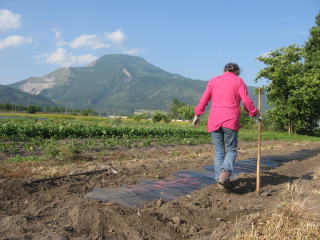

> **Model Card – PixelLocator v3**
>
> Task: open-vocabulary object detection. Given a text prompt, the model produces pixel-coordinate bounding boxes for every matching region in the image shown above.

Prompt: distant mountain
[0,85,57,107]
[9,54,266,114]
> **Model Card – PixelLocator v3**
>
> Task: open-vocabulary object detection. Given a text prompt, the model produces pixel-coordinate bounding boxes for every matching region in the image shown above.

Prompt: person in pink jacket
[193,63,258,190]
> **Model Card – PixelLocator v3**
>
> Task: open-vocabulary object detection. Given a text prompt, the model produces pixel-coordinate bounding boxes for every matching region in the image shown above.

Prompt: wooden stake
[256,88,262,193]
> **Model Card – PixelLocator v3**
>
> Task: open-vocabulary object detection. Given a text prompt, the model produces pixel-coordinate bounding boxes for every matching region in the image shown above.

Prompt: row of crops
[1,116,319,143]
[0,119,208,140]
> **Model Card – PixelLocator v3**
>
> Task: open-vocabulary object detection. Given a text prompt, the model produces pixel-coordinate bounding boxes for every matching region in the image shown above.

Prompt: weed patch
[8,155,45,163]
[232,182,320,240]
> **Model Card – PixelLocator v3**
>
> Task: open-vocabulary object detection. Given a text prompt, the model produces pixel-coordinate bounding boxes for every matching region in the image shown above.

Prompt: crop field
[1,113,320,239]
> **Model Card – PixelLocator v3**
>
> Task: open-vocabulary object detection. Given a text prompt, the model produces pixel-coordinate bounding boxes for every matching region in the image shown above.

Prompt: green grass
[1,121,318,165]
[0,111,108,121]
[8,155,45,163]
[0,115,319,144]
[239,129,320,142]
[0,119,206,140]
[0,142,9,152]
[1,113,318,167]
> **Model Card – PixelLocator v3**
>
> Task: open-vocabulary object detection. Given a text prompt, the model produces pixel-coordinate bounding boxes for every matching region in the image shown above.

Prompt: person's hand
[256,110,262,121]
[192,115,200,127]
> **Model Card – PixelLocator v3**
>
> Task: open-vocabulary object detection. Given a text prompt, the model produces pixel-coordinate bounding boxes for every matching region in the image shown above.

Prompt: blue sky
[0,0,319,86]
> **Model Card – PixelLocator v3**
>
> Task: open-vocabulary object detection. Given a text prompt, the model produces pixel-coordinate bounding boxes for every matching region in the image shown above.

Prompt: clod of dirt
[137,209,141,216]
[193,201,201,207]
[261,189,277,196]
[156,198,166,208]
[68,206,80,227]
[46,233,69,240]
[172,216,181,225]
[190,225,201,233]
[261,190,273,196]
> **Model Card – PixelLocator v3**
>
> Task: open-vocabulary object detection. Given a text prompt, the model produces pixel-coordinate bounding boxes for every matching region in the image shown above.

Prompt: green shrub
[239,107,256,129]
[8,155,43,163]
[45,142,61,157]
[111,118,122,126]
[152,112,171,123]
[59,142,82,161]
[26,105,37,114]
[132,113,148,122]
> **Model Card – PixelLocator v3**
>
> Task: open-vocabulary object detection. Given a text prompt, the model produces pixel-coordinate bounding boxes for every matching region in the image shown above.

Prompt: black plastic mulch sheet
[85,156,287,207]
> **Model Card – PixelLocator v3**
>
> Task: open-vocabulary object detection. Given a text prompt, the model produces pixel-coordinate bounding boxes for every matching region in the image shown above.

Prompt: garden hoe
[256,88,262,193]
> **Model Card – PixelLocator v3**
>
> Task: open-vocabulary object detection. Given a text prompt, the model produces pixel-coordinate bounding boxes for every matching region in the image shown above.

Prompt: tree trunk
[288,120,294,135]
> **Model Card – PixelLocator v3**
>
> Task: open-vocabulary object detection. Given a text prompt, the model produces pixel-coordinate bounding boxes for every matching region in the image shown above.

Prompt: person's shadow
[229,147,320,194]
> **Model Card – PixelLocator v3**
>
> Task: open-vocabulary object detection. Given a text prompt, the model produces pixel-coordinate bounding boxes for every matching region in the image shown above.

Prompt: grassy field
[1,112,319,141]
[0,112,319,164]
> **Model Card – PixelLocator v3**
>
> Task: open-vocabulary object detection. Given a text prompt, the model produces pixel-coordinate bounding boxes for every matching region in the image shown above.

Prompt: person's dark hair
[224,63,240,75]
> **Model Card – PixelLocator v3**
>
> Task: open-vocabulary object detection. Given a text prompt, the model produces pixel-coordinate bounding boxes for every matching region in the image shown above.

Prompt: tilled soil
[0,140,320,240]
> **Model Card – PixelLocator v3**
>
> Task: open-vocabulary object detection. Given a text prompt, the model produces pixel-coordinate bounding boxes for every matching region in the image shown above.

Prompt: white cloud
[106,29,125,44]
[52,29,127,50]
[125,48,144,55]
[70,34,110,49]
[36,29,141,66]
[0,35,33,50]
[37,47,97,67]
[35,53,49,64]
[0,9,21,32]
[46,48,67,65]
[72,54,97,64]
[53,28,67,47]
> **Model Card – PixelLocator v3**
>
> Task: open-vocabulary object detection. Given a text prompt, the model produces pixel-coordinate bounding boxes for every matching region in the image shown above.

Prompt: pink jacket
[194,72,257,132]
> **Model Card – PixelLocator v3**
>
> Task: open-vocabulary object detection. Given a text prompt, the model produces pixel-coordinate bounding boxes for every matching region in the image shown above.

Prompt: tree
[256,14,320,135]
[300,12,320,134]
[132,113,148,122]
[239,107,255,129]
[256,45,304,134]
[304,13,320,70]
[169,99,194,121]
[81,108,97,116]
[176,105,194,121]
[152,111,171,123]
[170,99,186,119]
[35,106,43,112]
[26,105,37,114]
[4,103,12,111]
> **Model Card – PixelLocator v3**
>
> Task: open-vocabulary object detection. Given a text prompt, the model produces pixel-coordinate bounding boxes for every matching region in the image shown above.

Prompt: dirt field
[1,140,320,240]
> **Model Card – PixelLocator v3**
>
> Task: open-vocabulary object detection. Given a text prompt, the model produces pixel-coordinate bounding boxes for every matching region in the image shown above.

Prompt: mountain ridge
[0,85,57,107]
[8,54,265,114]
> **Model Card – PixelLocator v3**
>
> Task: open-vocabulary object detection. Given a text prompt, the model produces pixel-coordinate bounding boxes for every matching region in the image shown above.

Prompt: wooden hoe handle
[256,88,262,193]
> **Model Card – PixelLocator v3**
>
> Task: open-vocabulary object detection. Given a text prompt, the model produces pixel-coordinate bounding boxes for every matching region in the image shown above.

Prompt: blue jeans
[211,127,238,181]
